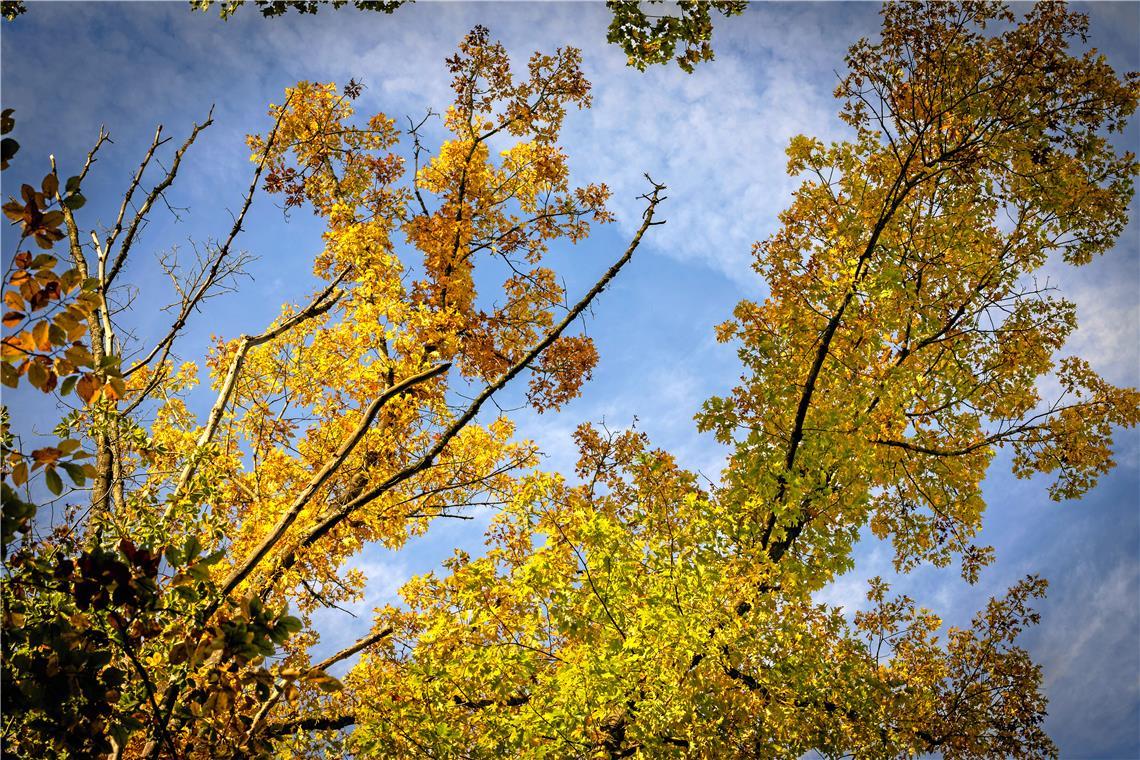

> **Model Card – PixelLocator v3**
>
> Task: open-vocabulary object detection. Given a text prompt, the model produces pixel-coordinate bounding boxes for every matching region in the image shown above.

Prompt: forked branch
[217,362,451,597]
[105,110,214,289]
[164,270,349,517]
[124,100,291,380]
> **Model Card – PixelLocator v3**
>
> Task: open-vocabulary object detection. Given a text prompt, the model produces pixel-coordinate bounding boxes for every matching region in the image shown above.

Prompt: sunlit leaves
[0,6,1135,758]
[339,6,1137,758]
[3,183,63,249]
[605,0,747,73]
[0,167,105,398]
[701,1,1139,584]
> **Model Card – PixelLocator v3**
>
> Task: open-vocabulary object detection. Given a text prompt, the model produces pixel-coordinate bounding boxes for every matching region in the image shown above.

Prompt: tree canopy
[2,2,1138,759]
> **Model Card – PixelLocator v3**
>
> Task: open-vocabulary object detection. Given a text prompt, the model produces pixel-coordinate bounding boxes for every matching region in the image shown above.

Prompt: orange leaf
[1,333,31,360]
[76,373,100,404]
[31,320,50,352]
[31,447,62,465]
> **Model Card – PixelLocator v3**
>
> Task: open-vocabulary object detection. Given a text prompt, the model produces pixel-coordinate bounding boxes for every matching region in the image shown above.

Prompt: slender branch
[76,126,112,184]
[267,714,355,736]
[123,101,289,379]
[111,620,181,759]
[163,272,348,518]
[247,626,394,743]
[106,110,214,289]
[103,123,168,261]
[550,514,626,640]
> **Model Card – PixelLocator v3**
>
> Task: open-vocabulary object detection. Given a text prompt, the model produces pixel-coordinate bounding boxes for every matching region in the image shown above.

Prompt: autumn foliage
[3,4,1139,759]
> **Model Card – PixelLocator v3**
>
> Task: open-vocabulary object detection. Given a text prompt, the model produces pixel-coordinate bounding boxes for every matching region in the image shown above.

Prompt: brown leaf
[59,268,81,293]
[65,344,93,367]
[53,356,75,376]
[2,201,24,222]
[76,373,99,404]
[48,323,66,347]
[31,447,62,465]
[33,227,64,249]
[41,173,58,199]
[28,281,60,309]
[39,210,63,229]
[26,359,47,390]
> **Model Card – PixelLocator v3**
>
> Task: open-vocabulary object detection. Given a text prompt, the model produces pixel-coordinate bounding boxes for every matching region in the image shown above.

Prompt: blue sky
[2,2,1138,755]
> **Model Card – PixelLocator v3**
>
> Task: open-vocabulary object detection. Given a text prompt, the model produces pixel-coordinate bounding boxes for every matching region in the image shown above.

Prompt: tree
[2,0,748,73]
[308,5,1137,758]
[2,27,664,758]
[2,4,1137,760]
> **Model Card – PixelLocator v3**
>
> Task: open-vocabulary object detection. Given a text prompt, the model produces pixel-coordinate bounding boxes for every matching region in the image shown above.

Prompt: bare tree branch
[102,123,169,263]
[164,271,349,518]
[123,101,290,379]
[105,110,214,289]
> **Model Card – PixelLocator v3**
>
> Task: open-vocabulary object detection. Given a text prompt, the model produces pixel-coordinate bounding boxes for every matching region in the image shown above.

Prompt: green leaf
[59,374,77,397]
[11,460,27,487]
[62,193,86,210]
[61,461,86,486]
[278,615,303,635]
[184,534,202,561]
[199,549,226,566]
[44,466,62,495]
[165,544,185,566]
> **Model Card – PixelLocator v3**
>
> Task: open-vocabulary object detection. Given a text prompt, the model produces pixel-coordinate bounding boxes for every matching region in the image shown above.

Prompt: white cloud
[1034,559,1140,755]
